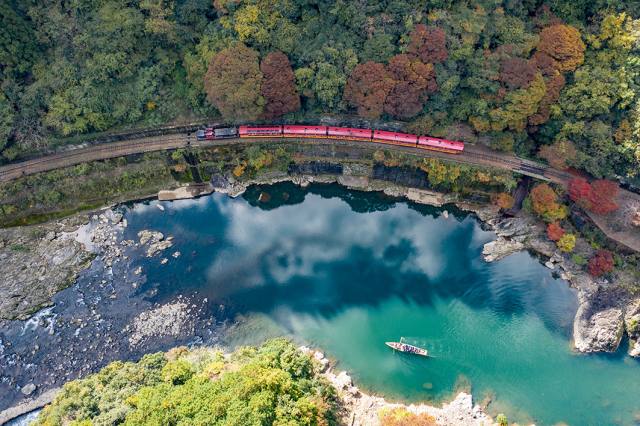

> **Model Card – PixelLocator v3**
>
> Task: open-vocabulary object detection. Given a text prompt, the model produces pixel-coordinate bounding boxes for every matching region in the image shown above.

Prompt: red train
[196,124,464,154]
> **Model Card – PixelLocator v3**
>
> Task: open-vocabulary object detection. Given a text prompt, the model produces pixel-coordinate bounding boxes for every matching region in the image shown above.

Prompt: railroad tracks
[0,133,568,186]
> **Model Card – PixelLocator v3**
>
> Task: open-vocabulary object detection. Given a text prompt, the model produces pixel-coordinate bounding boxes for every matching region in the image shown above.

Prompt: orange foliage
[546,222,565,241]
[537,24,585,72]
[380,408,437,426]
[407,25,448,64]
[530,183,566,221]
[344,61,394,119]
[494,192,515,210]
[260,52,300,119]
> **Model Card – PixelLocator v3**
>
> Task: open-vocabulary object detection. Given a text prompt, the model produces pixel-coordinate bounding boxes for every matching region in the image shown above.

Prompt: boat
[385,338,428,357]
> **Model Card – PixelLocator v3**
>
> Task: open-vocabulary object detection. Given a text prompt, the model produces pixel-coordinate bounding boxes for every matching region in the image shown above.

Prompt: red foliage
[546,222,565,241]
[530,52,558,78]
[260,52,301,119]
[384,54,436,119]
[500,57,537,89]
[568,178,619,214]
[344,61,394,119]
[588,249,615,277]
[589,180,619,214]
[407,25,448,64]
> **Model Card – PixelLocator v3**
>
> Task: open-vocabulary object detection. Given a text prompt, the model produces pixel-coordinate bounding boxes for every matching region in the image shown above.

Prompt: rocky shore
[299,347,494,426]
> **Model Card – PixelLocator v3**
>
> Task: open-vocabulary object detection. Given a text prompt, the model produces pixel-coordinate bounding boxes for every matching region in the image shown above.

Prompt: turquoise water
[123,183,640,425]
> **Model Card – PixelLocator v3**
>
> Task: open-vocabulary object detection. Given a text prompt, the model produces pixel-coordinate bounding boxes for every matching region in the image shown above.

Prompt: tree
[260,51,300,119]
[499,58,537,90]
[494,192,514,210]
[344,62,394,119]
[538,140,576,170]
[407,25,448,64]
[568,178,619,214]
[384,54,436,119]
[204,43,264,121]
[547,222,565,241]
[557,233,576,252]
[588,249,614,277]
[537,24,585,72]
[529,183,567,222]
[589,180,619,214]
[568,177,592,208]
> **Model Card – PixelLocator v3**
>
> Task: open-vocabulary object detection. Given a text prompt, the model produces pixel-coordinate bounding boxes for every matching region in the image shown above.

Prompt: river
[117,182,639,425]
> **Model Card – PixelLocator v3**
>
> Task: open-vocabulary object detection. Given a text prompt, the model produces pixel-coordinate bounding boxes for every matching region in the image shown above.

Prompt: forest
[2,0,640,180]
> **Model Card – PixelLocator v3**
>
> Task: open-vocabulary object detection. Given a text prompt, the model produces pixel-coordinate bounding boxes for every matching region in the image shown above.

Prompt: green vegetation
[2,1,640,181]
[34,339,338,426]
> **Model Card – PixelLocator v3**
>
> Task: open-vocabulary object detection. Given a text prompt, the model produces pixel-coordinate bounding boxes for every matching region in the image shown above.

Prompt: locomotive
[195,124,464,154]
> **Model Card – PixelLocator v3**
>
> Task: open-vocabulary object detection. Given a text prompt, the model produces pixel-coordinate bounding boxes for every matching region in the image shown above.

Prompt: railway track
[0,132,568,186]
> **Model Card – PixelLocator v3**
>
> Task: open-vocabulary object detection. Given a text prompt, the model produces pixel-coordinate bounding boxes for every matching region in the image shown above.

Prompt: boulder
[482,238,524,262]
[574,305,624,353]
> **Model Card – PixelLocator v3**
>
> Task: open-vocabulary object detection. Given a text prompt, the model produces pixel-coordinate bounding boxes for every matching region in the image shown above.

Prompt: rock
[172,251,181,258]
[20,383,36,396]
[333,371,353,390]
[624,299,640,357]
[137,230,164,246]
[545,261,555,269]
[482,238,524,262]
[160,258,168,265]
[127,301,194,347]
[574,305,624,353]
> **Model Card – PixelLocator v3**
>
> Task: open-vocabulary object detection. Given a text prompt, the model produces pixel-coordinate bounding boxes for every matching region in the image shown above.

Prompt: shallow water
[124,182,640,425]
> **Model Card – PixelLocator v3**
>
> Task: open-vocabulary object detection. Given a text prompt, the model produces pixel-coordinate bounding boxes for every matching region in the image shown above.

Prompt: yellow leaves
[557,233,576,253]
[233,161,247,177]
[145,101,156,111]
[469,116,491,133]
[598,13,637,51]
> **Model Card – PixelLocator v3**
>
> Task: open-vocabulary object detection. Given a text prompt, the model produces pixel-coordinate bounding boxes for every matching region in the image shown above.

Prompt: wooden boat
[385,339,428,357]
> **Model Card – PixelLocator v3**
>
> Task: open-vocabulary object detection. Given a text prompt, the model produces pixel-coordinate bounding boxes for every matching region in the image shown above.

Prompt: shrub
[379,407,437,426]
[588,249,615,277]
[530,183,567,222]
[557,233,576,252]
[494,192,515,210]
[546,222,565,241]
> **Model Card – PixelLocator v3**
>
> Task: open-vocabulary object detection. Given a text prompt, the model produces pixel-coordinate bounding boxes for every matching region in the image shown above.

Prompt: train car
[372,130,418,147]
[283,125,328,138]
[327,126,372,141]
[196,128,214,140]
[417,136,464,154]
[239,125,283,137]
[196,127,238,140]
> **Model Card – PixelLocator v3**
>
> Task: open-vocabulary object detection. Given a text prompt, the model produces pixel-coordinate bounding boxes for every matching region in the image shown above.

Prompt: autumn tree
[588,249,614,277]
[204,43,264,121]
[538,140,576,170]
[537,24,586,72]
[499,58,537,89]
[568,178,619,214]
[529,183,567,222]
[589,180,619,214]
[557,233,576,252]
[384,54,437,119]
[494,192,514,210]
[547,222,565,241]
[260,51,300,119]
[407,25,448,64]
[344,61,394,119]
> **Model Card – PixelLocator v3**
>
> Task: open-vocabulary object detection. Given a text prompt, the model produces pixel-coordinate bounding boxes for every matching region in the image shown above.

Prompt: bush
[588,249,615,277]
[557,233,576,252]
[546,222,565,241]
